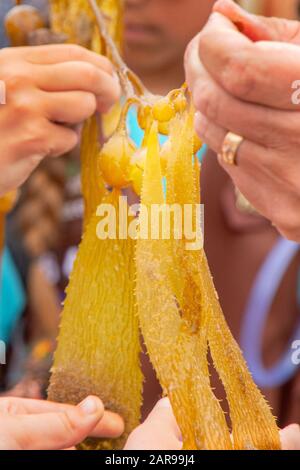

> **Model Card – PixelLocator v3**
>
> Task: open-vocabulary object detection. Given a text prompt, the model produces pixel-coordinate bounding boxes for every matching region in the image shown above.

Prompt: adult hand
[185,0,300,241]
[125,398,300,450]
[0,395,124,450]
[0,44,120,195]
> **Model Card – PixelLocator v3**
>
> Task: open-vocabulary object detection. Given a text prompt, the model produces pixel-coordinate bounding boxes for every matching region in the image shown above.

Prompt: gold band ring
[220,132,244,166]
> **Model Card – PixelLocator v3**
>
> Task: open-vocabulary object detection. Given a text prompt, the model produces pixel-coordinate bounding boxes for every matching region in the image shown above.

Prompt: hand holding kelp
[47,0,281,450]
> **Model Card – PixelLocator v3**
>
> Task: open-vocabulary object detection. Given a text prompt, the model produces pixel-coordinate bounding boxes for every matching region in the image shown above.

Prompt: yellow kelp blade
[136,123,231,449]
[50,0,123,52]
[169,113,280,450]
[199,255,281,450]
[80,116,106,228]
[165,114,232,449]
[48,190,143,450]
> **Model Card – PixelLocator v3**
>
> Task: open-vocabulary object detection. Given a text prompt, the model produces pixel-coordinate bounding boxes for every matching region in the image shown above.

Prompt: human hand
[280,424,300,450]
[0,395,124,450]
[0,44,120,195]
[185,0,300,241]
[125,398,300,450]
[124,398,182,450]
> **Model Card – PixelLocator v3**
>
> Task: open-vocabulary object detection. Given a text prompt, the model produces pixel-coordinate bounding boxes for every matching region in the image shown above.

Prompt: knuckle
[5,73,30,94]
[10,93,33,117]
[194,80,219,123]
[81,62,99,89]
[221,50,255,98]
[20,121,48,154]
[60,411,81,440]
[198,30,212,58]
[64,43,86,61]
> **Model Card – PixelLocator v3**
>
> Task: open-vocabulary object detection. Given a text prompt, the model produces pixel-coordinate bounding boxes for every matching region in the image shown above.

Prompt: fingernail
[79,397,98,415]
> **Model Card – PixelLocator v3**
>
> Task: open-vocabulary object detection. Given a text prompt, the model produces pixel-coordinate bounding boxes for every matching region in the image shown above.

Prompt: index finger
[0,397,82,415]
[4,396,104,450]
[197,12,300,110]
[8,44,114,75]
[184,12,240,93]
[0,396,124,439]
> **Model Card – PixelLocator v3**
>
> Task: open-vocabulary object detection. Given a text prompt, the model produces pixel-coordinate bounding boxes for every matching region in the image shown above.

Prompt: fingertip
[155,397,172,410]
[213,0,237,14]
[96,71,121,113]
[78,396,104,417]
[105,411,125,438]
[86,92,98,114]
[63,129,79,155]
[98,55,114,75]
[203,9,242,33]
[280,424,300,450]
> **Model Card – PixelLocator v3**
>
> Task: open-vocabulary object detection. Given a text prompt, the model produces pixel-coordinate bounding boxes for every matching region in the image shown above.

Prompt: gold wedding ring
[220,132,244,166]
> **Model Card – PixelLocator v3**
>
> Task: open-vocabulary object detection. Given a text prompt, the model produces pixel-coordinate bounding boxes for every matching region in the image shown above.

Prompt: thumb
[124,398,182,450]
[280,424,300,450]
[4,396,105,450]
[214,0,300,43]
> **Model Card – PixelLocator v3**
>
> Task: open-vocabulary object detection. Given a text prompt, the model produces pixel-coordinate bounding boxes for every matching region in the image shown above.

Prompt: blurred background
[0,0,299,429]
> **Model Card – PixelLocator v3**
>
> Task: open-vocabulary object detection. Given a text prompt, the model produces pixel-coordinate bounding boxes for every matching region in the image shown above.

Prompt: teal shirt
[126,107,207,196]
[127,107,207,161]
[0,248,26,344]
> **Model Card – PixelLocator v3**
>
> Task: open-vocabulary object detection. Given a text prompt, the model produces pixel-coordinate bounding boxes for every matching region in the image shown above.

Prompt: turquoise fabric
[126,107,207,196]
[0,248,26,344]
[127,107,207,161]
